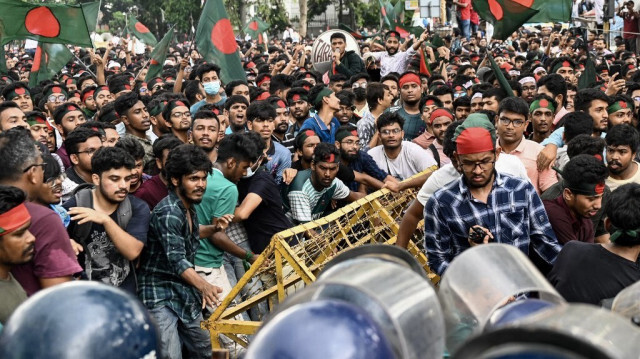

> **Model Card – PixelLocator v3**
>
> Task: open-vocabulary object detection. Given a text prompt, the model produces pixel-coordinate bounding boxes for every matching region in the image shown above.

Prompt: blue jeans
[149,306,211,359]
[460,19,471,40]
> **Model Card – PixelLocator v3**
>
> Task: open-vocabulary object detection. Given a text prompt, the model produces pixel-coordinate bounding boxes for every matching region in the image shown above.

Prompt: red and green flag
[419,47,432,77]
[145,26,174,82]
[243,16,269,44]
[195,0,246,83]
[487,52,515,97]
[578,52,597,90]
[527,0,572,22]
[472,0,539,40]
[29,42,73,87]
[127,14,157,46]
[0,0,95,47]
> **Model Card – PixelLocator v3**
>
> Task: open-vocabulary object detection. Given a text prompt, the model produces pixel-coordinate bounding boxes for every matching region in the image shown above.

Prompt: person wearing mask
[190,63,226,113]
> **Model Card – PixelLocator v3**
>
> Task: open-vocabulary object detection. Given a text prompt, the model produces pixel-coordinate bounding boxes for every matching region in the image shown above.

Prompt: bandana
[44,86,68,99]
[65,78,77,86]
[166,100,188,114]
[471,92,483,100]
[149,101,167,117]
[245,61,256,69]
[529,98,556,114]
[563,180,606,196]
[385,30,400,39]
[288,93,308,105]
[82,89,95,102]
[610,228,640,243]
[316,152,339,163]
[26,112,52,131]
[0,203,31,237]
[600,69,609,75]
[552,60,573,74]
[71,92,81,99]
[257,75,271,87]
[454,113,496,155]
[335,128,359,142]
[312,87,333,107]
[256,91,271,101]
[148,77,164,87]
[6,86,30,100]
[429,108,454,125]
[533,67,546,75]
[54,104,83,124]
[518,76,536,85]
[608,100,634,114]
[294,129,318,150]
[112,82,132,94]
[398,73,421,88]
[95,85,110,98]
[508,70,520,77]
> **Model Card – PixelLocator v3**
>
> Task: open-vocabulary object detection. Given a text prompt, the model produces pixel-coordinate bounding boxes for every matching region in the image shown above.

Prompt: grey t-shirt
[0,273,27,325]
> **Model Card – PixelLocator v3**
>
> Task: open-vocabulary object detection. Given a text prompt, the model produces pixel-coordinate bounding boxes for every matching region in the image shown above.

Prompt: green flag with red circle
[472,0,539,40]
[195,0,246,83]
[127,14,157,46]
[29,42,73,87]
[243,16,269,43]
[145,26,174,82]
[0,0,94,47]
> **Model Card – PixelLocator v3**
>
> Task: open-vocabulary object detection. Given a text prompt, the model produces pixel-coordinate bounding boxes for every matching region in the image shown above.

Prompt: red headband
[277,100,286,108]
[257,92,270,101]
[0,203,31,237]
[257,76,271,86]
[398,73,420,88]
[456,127,494,155]
[429,108,454,125]
[82,89,95,102]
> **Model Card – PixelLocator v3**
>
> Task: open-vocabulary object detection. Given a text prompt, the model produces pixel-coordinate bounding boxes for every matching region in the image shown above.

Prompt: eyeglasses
[380,128,402,136]
[139,88,148,93]
[633,96,640,103]
[460,158,496,171]
[352,82,367,89]
[171,111,192,119]
[76,148,100,156]
[498,117,526,128]
[341,140,360,146]
[22,162,47,172]
[48,94,67,102]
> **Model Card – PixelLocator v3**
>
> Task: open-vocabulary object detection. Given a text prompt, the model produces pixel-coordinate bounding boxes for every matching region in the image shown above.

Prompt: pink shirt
[498,138,558,194]
[553,106,569,126]
[413,133,451,166]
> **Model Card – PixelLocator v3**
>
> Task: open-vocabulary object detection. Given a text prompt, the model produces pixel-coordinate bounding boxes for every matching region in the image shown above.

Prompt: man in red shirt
[618,1,638,53]
[454,0,471,40]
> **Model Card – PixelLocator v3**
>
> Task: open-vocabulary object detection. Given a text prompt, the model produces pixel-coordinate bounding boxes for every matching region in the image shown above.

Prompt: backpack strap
[71,188,94,245]
[428,143,441,168]
[116,196,133,230]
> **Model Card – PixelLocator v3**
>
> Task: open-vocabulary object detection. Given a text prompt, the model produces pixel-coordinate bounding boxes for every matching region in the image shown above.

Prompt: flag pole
[73,53,97,78]
[136,58,151,81]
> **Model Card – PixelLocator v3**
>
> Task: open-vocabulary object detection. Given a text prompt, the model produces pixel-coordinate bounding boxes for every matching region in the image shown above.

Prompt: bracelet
[245,251,254,261]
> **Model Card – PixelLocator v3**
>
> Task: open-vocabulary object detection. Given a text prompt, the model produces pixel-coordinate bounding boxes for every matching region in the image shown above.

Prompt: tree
[299,0,308,38]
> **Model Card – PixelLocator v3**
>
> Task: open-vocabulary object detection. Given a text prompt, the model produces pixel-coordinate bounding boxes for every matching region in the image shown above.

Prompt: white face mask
[203,80,220,95]
[242,166,255,178]
[115,121,126,135]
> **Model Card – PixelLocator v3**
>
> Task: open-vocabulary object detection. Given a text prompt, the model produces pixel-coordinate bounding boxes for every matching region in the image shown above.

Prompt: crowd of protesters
[2,14,640,358]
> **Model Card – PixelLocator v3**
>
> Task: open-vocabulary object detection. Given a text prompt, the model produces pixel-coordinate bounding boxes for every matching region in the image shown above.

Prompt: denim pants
[460,19,471,40]
[148,306,211,359]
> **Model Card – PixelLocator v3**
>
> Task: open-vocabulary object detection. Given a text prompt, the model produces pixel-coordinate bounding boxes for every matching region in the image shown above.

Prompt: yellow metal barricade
[202,168,440,349]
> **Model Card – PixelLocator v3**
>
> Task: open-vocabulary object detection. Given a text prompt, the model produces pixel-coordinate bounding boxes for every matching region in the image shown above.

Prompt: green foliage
[255,0,289,34]
[354,0,380,28]
[164,0,202,35]
[108,11,127,34]
[308,0,334,20]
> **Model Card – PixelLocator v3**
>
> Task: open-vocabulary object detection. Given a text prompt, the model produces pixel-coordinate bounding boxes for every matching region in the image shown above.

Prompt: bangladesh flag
[419,47,432,77]
[578,52,597,90]
[243,16,269,41]
[378,0,393,27]
[29,42,73,87]
[472,0,539,40]
[145,26,174,82]
[527,0,572,22]
[195,0,246,83]
[127,14,157,46]
[487,52,515,97]
[0,0,95,48]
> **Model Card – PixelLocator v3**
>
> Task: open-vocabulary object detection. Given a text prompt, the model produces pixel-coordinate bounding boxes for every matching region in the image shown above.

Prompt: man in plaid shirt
[423,114,561,276]
[138,144,226,359]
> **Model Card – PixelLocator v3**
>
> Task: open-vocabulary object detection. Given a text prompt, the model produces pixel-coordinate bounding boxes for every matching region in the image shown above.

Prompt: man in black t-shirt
[63,147,150,294]
[548,183,640,305]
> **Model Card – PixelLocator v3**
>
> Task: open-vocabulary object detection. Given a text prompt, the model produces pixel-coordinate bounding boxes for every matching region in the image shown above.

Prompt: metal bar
[274,247,285,303]
[277,240,316,284]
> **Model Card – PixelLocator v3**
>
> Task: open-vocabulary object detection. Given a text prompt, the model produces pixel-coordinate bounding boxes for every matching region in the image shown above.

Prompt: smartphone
[610,64,622,77]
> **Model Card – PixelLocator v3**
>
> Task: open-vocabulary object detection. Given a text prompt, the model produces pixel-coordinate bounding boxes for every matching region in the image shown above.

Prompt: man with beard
[381,74,400,104]
[191,110,220,163]
[61,128,103,201]
[53,103,87,169]
[114,137,148,194]
[607,95,634,128]
[42,84,68,118]
[163,99,192,143]
[369,112,437,192]
[93,86,114,112]
[423,117,560,276]
[138,144,226,358]
[519,76,537,104]
[394,72,424,140]
[369,30,429,77]
[269,97,295,152]
[135,135,182,210]
[543,155,608,245]
[286,87,311,137]
[0,185,35,324]
[224,95,250,134]
[358,82,394,151]
[528,94,557,143]
[414,108,454,167]
[334,126,394,191]
[350,73,370,117]
[246,101,291,184]
[2,83,33,113]
[330,32,365,77]
[0,102,28,133]
[62,147,149,293]
[606,124,640,191]
[283,143,364,225]
[550,57,577,84]
[114,92,155,174]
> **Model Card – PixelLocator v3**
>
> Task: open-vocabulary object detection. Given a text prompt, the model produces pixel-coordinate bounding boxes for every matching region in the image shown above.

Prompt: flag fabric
[338,24,382,39]
[0,44,7,73]
[472,0,539,40]
[82,2,100,35]
[0,0,94,47]
[29,42,73,87]
[487,52,515,97]
[527,0,572,22]
[378,0,393,27]
[195,0,246,83]
[127,14,157,46]
[419,47,432,77]
[578,52,597,90]
[145,26,174,82]
[243,16,269,40]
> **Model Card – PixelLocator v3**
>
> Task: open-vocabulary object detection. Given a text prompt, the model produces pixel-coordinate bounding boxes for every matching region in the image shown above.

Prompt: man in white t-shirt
[368,112,437,192]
